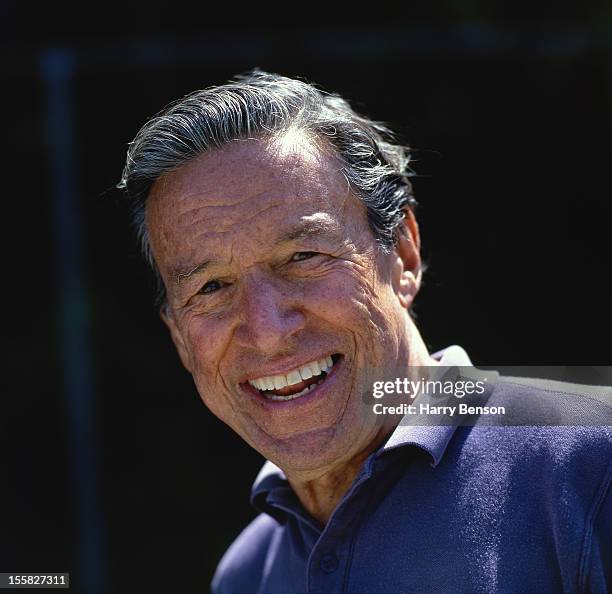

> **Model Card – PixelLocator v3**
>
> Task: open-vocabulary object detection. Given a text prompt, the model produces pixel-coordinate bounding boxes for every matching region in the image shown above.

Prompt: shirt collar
[250,460,290,523]
[251,345,473,512]
[378,344,472,466]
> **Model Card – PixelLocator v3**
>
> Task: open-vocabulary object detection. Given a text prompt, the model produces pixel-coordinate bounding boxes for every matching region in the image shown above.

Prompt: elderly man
[119,71,611,593]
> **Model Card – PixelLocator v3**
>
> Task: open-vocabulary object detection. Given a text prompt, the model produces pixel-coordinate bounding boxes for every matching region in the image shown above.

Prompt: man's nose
[233,275,306,353]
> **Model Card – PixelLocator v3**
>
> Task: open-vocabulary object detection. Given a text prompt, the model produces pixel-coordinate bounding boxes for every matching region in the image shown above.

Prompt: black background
[1,3,611,593]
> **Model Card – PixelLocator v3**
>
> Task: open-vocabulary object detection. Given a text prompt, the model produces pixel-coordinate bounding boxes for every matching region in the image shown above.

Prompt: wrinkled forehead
[148,132,347,223]
[145,132,367,277]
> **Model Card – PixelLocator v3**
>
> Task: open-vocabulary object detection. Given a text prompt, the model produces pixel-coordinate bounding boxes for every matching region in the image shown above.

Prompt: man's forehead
[148,135,352,232]
[145,131,369,286]
[149,131,335,204]
[170,213,343,282]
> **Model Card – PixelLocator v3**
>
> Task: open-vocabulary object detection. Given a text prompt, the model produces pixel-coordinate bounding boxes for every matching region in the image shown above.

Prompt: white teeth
[299,365,313,380]
[273,375,288,390]
[286,370,302,386]
[308,361,322,376]
[247,356,337,392]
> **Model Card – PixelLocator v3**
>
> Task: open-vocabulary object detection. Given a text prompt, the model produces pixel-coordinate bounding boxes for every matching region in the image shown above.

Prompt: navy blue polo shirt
[212,348,612,593]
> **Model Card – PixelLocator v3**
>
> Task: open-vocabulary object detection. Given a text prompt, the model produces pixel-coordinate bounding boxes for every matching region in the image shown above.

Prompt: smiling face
[146,131,424,476]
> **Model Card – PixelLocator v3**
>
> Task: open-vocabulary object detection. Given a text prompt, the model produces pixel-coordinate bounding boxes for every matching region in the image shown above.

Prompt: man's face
[147,132,420,475]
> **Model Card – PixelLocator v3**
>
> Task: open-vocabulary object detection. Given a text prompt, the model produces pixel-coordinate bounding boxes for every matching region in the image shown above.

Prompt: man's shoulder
[494,372,612,405]
[492,372,612,432]
[453,373,612,492]
[211,513,280,594]
[469,372,611,440]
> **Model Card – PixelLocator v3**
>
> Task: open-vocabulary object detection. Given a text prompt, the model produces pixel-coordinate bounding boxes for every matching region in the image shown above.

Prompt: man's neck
[286,424,394,525]
[285,331,438,525]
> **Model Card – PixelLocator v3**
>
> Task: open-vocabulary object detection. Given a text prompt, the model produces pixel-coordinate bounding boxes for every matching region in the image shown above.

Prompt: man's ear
[392,209,422,310]
[160,305,193,373]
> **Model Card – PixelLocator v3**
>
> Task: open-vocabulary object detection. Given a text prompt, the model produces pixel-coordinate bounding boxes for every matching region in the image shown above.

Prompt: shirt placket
[306,460,379,594]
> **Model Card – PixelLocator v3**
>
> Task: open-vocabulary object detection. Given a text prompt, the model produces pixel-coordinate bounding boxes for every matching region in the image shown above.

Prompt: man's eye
[198,280,223,295]
[291,251,318,262]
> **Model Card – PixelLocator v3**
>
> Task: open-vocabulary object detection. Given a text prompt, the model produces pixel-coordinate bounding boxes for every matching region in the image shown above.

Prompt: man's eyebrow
[173,219,338,285]
[174,260,211,285]
[275,219,338,243]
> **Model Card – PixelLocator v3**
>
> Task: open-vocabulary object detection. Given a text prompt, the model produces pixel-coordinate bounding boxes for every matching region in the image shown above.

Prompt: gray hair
[117,70,417,306]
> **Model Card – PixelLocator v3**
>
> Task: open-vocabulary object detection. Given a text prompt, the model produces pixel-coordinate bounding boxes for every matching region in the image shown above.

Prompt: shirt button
[319,553,339,574]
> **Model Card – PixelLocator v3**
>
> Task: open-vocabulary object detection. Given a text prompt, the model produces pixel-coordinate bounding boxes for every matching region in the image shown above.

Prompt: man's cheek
[185,318,229,363]
[303,274,372,316]
[194,375,234,422]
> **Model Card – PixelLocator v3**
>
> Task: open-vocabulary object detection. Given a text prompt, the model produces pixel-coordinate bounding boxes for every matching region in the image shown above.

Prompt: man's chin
[252,424,355,474]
